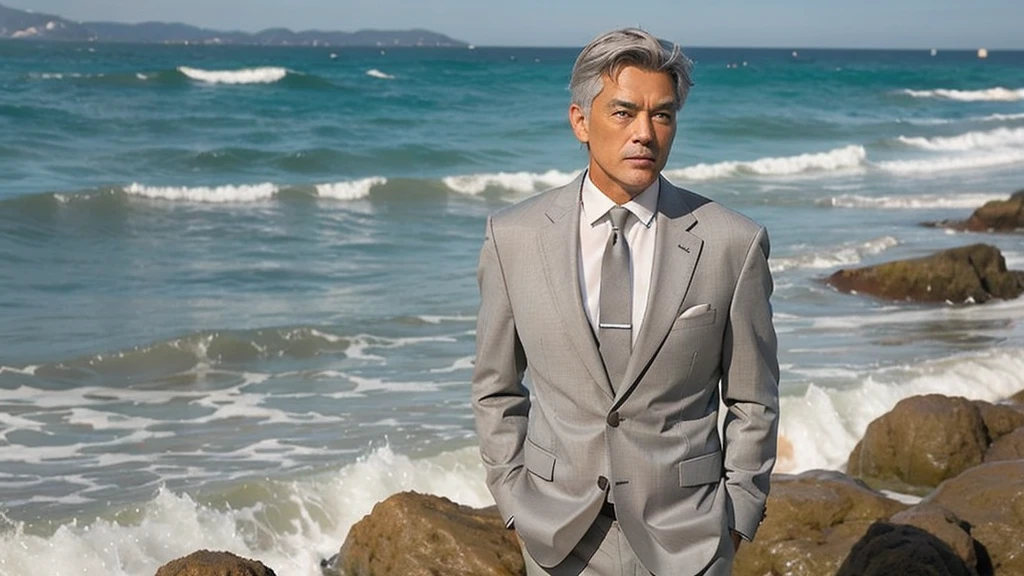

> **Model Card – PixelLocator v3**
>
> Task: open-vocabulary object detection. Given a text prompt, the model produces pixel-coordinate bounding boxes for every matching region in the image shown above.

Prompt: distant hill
[0,3,467,47]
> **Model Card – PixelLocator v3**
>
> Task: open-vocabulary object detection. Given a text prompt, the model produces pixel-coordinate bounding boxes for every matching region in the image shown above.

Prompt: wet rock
[826,244,1024,304]
[984,427,1024,462]
[889,504,978,568]
[154,550,276,576]
[335,491,524,576]
[733,470,907,576]
[927,190,1024,233]
[927,460,1024,576]
[972,399,1024,442]
[847,395,988,492]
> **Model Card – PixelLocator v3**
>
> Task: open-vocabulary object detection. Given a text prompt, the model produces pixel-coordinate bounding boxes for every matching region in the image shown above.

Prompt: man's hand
[730,530,742,552]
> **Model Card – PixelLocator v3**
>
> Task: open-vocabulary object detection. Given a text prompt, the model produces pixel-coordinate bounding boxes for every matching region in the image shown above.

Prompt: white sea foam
[442,169,580,195]
[315,177,386,200]
[416,314,476,324]
[770,236,898,273]
[824,192,1009,209]
[0,446,492,576]
[777,348,1024,473]
[900,87,1024,102]
[876,150,1024,174]
[664,145,867,181]
[429,356,476,374]
[177,66,289,85]
[124,182,279,203]
[897,127,1024,151]
[365,69,394,79]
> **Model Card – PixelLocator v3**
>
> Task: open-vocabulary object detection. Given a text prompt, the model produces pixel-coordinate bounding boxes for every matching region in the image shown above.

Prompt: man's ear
[569,103,589,144]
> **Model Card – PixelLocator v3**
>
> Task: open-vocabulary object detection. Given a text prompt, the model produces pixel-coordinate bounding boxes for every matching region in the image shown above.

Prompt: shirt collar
[581,172,659,229]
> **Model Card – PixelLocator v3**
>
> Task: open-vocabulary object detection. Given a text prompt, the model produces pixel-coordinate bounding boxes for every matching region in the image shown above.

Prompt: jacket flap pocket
[525,438,555,482]
[678,450,722,487]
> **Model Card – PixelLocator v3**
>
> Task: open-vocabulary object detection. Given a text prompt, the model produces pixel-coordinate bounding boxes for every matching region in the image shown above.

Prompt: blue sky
[6,0,1024,49]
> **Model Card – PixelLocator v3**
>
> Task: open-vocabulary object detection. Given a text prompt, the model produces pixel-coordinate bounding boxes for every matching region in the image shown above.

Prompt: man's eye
[612,110,630,118]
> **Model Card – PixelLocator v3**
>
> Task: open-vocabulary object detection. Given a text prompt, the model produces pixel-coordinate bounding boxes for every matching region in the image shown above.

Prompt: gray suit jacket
[471,173,779,575]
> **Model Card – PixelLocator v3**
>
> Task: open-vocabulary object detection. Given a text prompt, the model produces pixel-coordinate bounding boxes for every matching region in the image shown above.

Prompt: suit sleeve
[471,215,530,526]
[721,226,779,541]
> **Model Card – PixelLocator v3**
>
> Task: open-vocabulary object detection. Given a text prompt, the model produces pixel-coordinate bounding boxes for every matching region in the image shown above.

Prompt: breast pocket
[670,306,717,331]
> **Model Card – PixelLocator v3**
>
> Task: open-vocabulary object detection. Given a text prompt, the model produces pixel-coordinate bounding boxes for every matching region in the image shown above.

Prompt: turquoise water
[1,41,1024,575]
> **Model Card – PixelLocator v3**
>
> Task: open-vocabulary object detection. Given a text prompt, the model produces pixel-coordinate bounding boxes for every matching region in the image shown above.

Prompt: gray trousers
[520,513,733,576]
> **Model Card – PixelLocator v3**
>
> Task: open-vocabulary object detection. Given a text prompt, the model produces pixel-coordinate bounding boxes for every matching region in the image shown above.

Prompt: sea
[1,40,1023,575]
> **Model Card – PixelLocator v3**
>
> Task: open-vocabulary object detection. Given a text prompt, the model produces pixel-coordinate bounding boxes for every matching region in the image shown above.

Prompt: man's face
[569,66,677,203]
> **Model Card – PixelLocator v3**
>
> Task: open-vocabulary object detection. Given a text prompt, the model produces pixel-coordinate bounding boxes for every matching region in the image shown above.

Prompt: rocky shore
[152,191,1024,576]
[151,388,1024,576]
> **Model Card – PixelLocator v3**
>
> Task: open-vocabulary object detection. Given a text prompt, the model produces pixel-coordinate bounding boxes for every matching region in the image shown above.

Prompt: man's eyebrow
[606,98,677,111]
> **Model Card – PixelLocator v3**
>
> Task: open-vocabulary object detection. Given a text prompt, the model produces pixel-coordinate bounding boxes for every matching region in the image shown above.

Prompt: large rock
[847,395,989,492]
[985,426,1024,462]
[928,189,1024,233]
[1009,388,1024,406]
[154,550,276,576]
[927,460,1024,576]
[331,491,524,576]
[834,522,976,576]
[826,244,1024,303]
[889,504,978,568]
[733,470,907,576]
[972,400,1024,441]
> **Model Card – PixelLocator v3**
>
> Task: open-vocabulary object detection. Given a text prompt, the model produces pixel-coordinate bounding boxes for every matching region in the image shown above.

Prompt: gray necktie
[599,206,632,391]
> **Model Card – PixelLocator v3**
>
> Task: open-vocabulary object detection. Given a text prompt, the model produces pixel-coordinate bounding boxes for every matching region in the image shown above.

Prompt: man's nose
[632,115,654,144]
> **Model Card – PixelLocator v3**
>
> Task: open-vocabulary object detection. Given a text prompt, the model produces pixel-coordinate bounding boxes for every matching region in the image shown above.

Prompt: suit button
[597,476,609,491]
[607,411,621,427]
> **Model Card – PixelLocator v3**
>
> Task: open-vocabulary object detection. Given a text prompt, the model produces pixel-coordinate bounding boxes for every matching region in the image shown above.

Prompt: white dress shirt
[578,174,659,346]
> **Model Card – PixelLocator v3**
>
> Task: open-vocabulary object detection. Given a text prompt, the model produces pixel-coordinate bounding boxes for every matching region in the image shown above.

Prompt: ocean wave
[177,66,289,85]
[0,446,491,576]
[770,236,899,273]
[315,177,387,200]
[124,182,280,203]
[778,347,1024,473]
[896,127,1024,151]
[876,150,1024,174]
[365,69,395,79]
[664,145,867,181]
[442,169,580,195]
[823,192,1010,209]
[899,87,1024,102]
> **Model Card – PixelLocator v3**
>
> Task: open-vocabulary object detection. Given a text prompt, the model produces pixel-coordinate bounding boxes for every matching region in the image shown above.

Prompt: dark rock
[927,460,1024,576]
[826,244,1024,304]
[733,470,907,576]
[835,522,976,576]
[154,550,276,576]
[984,427,1024,462]
[337,491,524,576]
[848,395,988,491]
[927,190,1024,233]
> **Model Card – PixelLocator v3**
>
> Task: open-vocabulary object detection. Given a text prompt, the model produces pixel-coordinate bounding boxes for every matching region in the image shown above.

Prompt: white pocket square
[678,304,712,319]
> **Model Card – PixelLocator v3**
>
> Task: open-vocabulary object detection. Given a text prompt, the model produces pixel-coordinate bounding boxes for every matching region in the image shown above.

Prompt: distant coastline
[0,3,467,47]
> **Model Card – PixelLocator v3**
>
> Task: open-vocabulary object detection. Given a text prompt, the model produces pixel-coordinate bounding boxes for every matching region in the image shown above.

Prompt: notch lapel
[538,175,615,400]
[614,179,703,406]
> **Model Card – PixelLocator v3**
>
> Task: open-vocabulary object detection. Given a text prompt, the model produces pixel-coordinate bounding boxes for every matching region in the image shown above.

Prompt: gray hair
[569,28,694,116]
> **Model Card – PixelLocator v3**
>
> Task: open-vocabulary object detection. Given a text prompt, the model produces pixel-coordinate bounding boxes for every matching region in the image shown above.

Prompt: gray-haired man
[472,28,779,576]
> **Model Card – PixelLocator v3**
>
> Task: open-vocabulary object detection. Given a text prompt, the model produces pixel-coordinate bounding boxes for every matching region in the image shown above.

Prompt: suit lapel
[539,174,615,400]
[615,178,703,406]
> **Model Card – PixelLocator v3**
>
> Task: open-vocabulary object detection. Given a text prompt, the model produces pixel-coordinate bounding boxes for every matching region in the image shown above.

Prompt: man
[471,28,778,576]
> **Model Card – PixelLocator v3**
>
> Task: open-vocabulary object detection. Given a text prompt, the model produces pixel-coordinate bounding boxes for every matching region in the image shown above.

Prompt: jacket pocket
[678,450,723,487]
[670,307,717,331]
[525,437,556,482]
